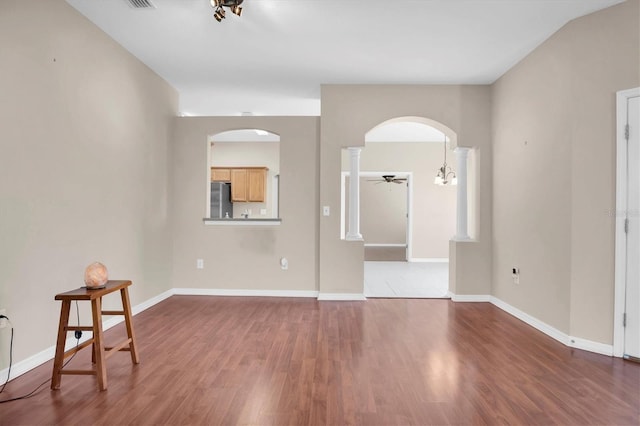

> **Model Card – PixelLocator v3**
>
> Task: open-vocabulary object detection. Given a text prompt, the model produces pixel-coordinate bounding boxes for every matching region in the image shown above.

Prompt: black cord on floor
[0,302,82,404]
[0,321,13,394]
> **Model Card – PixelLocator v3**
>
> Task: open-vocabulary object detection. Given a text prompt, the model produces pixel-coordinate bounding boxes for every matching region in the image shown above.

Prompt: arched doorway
[342,116,458,298]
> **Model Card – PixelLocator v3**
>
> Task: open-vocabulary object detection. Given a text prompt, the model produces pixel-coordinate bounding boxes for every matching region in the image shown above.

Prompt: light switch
[197,259,204,269]
[323,206,330,216]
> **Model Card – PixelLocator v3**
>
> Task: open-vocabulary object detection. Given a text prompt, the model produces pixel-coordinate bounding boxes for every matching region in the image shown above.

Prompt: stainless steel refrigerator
[211,182,233,219]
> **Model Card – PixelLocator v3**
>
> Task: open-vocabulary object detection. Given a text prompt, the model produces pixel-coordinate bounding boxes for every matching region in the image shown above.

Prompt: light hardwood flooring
[0,296,638,425]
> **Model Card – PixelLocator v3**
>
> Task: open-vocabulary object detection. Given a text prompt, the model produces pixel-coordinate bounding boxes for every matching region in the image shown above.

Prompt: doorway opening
[341,171,413,260]
[205,129,280,220]
[341,117,457,298]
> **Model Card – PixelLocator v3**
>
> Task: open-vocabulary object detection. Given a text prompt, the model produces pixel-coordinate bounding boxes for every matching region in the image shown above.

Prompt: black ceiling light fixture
[210,0,243,22]
[368,175,408,185]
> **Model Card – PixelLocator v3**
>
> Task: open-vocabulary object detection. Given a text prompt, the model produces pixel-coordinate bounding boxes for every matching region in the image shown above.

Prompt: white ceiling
[66,0,623,116]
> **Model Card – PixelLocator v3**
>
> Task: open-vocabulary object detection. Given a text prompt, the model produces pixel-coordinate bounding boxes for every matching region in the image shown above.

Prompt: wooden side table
[51,280,140,391]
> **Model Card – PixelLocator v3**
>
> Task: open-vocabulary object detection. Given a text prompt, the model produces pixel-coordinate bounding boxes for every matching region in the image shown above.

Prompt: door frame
[614,87,640,358]
[340,171,413,260]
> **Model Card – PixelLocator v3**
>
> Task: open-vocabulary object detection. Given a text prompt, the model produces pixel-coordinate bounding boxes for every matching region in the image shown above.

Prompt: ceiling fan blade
[393,180,405,184]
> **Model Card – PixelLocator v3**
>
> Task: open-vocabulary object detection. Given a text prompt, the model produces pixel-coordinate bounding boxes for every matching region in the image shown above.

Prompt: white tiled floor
[364,261,449,298]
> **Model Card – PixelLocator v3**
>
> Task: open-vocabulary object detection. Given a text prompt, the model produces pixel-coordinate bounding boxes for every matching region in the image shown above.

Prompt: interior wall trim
[613,87,640,357]
[173,288,319,298]
[450,294,490,302]
[488,296,569,346]
[490,296,614,356]
[408,258,449,263]
[567,336,614,357]
[449,293,614,357]
[317,293,367,301]
[0,340,58,383]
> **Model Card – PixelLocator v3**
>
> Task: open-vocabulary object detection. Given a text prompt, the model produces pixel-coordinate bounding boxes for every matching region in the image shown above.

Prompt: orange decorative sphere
[84,262,108,289]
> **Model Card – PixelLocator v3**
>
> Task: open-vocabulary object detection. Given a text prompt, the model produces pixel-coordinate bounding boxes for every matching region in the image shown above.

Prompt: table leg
[51,300,71,390]
[120,288,140,364]
[91,297,107,391]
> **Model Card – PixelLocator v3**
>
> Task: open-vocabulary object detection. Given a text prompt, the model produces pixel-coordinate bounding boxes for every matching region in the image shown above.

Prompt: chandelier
[434,136,457,186]
[210,0,243,22]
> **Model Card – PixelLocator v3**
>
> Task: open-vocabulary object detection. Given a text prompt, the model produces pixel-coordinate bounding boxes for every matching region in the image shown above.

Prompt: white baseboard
[489,296,613,357]
[448,293,613,357]
[175,288,367,301]
[489,296,570,345]
[408,258,449,263]
[132,289,174,314]
[450,294,491,302]
[317,293,367,301]
[0,289,174,383]
[173,288,319,298]
[567,336,613,356]
[0,341,57,382]
[364,243,406,248]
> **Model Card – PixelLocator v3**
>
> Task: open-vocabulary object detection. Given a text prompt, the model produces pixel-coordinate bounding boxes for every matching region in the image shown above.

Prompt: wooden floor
[1,296,638,425]
[364,247,406,261]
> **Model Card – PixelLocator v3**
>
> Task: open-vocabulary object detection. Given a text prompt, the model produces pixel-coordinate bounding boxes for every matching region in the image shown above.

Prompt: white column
[346,147,363,241]
[454,147,471,241]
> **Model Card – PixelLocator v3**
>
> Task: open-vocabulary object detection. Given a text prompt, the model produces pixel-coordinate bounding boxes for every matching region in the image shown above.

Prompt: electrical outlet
[197,258,204,269]
[0,309,7,329]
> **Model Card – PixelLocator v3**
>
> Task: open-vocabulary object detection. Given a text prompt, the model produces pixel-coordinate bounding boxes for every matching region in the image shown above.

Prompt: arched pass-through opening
[205,129,282,224]
[342,116,461,298]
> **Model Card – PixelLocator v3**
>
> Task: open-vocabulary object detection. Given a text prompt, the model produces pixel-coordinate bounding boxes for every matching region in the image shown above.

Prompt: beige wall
[210,141,280,218]
[360,176,408,245]
[321,85,493,295]
[171,117,319,292]
[492,0,640,342]
[0,0,178,370]
[342,143,457,259]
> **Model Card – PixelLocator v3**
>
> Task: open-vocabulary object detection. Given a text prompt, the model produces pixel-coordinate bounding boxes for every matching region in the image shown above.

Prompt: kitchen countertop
[203,218,282,226]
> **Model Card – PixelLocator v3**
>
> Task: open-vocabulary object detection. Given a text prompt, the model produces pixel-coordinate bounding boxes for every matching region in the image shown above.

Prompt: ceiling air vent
[125,0,156,9]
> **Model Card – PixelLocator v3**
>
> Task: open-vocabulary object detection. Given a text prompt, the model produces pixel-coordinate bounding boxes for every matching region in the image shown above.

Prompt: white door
[625,94,640,360]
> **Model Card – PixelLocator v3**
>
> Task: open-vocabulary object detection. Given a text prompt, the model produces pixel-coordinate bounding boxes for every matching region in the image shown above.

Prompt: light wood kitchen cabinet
[248,168,266,202]
[230,169,248,202]
[211,167,268,203]
[211,168,231,182]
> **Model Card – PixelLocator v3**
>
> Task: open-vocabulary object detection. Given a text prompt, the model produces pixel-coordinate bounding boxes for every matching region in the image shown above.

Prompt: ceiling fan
[367,175,407,184]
